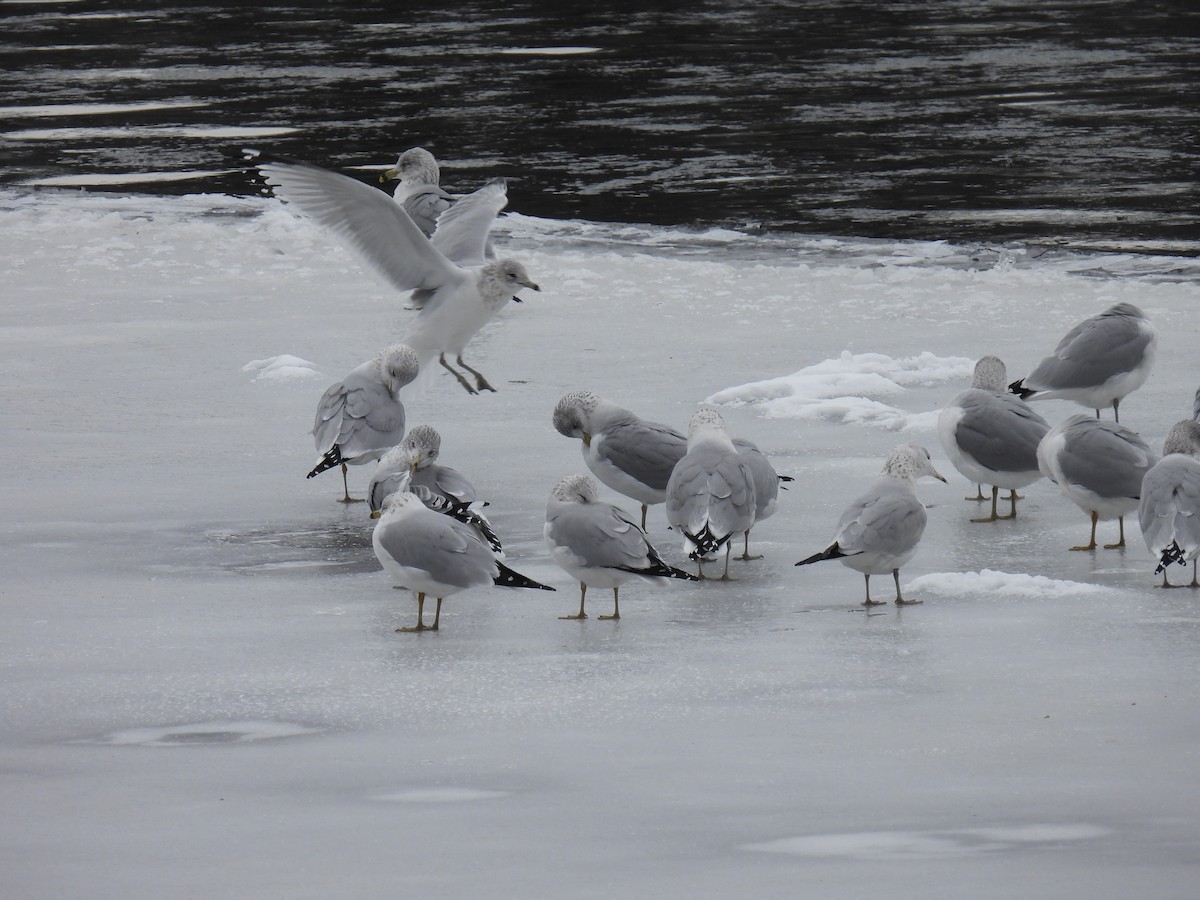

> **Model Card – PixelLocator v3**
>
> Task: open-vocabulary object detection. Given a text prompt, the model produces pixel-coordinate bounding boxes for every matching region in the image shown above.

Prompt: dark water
[2,0,1198,249]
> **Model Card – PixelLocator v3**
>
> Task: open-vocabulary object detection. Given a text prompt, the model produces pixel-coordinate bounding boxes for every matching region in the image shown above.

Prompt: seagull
[369,424,478,513]
[1009,302,1157,422]
[665,409,757,580]
[545,474,697,621]
[1138,414,1200,587]
[938,355,1050,522]
[552,390,687,529]
[372,492,554,632]
[254,155,540,394]
[795,443,946,606]
[732,437,794,560]
[308,343,419,502]
[1037,414,1158,551]
[379,147,456,237]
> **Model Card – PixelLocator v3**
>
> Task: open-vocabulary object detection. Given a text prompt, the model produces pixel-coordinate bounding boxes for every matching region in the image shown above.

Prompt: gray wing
[258,159,461,293]
[401,186,455,238]
[734,438,779,519]
[834,487,927,558]
[666,448,754,536]
[1029,312,1152,390]
[598,420,687,492]
[374,513,494,589]
[368,468,408,513]
[549,503,650,570]
[1139,456,1200,554]
[412,463,477,504]
[430,178,507,267]
[313,375,404,457]
[1058,422,1157,500]
[706,454,758,537]
[953,392,1048,474]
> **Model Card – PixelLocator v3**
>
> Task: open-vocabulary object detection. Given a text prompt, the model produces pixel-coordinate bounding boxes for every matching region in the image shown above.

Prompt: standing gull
[1009,302,1157,422]
[255,155,540,394]
[665,409,757,580]
[369,424,478,513]
[552,390,687,529]
[1037,414,1158,550]
[545,474,697,620]
[938,355,1050,522]
[372,492,554,632]
[308,343,419,502]
[796,444,946,606]
[379,147,456,238]
[1138,415,1200,587]
[732,437,794,560]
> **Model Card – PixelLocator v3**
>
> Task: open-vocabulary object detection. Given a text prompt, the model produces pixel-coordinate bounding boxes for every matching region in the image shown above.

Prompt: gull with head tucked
[796,443,946,606]
[308,343,419,503]
[255,155,540,395]
[1138,398,1200,587]
[665,409,757,580]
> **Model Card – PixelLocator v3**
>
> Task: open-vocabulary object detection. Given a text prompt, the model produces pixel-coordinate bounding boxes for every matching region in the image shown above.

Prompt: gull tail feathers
[307,445,344,479]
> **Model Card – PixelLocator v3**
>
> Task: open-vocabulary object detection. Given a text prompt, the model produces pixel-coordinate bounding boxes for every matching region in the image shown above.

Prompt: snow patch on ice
[707,350,973,431]
[905,569,1116,598]
[242,355,320,381]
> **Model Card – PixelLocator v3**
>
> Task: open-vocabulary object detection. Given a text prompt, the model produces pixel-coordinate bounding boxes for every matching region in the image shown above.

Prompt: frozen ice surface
[2,187,1199,898]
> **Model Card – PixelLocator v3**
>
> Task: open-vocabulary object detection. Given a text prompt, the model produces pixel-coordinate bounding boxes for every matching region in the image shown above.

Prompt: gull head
[481,259,540,303]
[883,443,948,484]
[381,147,440,185]
[553,391,600,444]
[378,490,424,518]
[1162,420,1200,457]
[971,355,1008,392]
[687,407,727,439]
[377,343,420,395]
[400,424,441,469]
[550,473,599,505]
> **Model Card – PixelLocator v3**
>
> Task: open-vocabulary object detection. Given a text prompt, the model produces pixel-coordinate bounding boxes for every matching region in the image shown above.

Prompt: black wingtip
[307,445,343,479]
[494,562,556,591]
[1155,541,1186,575]
[1008,378,1033,399]
[795,544,846,566]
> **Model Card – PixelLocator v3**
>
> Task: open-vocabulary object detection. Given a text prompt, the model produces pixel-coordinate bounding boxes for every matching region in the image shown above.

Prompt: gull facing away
[552,390,687,529]
[1138,415,1200,587]
[545,474,697,621]
[254,155,540,394]
[379,147,456,237]
[372,492,554,632]
[938,355,1050,522]
[665,409,757,580]
[1037,414,1158,551]
[1009,302,1157,422]
[795,444,946,606]
[732,437,794,560]
[308,343,419,502]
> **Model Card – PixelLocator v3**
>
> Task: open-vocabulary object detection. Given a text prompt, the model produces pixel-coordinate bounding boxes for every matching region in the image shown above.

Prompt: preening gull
[372,492,554,632]
[552,390,687,529]
[254,155,540,394]
[732,437,794,560]
[665,409,757,580]
[545,474,697,620]
[1037,414,1158,550]
[795,443,946,606]
[379,147,456,238]
[308,343,419,502]
[368,424,478,514]
[938,355,1049,522]
[1009,302,1157,422]
[1138,416,1200,587]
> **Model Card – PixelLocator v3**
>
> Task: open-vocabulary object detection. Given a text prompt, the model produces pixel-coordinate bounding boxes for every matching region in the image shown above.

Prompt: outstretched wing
[431,178,508,267]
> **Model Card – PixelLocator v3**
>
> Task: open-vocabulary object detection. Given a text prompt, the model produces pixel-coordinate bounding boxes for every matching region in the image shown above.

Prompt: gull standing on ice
[732,437,794,560]
[308,343,419,502]
[1037,414,1158,551]
[368,424,478,515]
[552,390,687,529]
[379,147,456,237]
[795,443,946,606]
[1009,302,1157,422]
[255,156,540,394]
[665,409,757,580]
[373,492,554,632]
[1138,408,1200,587]
[938,355,1050,522]
[545,474,697,620]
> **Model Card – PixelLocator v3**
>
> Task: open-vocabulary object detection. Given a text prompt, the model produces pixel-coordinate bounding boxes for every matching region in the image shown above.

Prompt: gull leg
[1071,511,1099,551]
[971,485,1003,523]
[1160,568,1177,588]
[738,529,763,561]
[1191,559,1198,588]
[966,483,988,501]
[455,355,497,393]
[1103,516,1127,550]
[1112,398,1120,423]
[439,353,478,395]
[599,587,620,620]
[337,463,364,503]
[397,593,431,632]
[894,568,923,605]
[720,544,735,580]
[431,597,443,630]
[1006,489,1021,517]
[560,583,588,619]
[640,503,648,530]
[862,573,884,607]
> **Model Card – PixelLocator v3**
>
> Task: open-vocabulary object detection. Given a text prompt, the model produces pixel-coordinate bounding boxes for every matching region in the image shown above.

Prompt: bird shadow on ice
[205,519,377,576]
